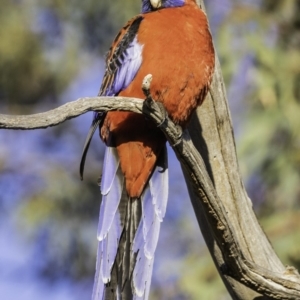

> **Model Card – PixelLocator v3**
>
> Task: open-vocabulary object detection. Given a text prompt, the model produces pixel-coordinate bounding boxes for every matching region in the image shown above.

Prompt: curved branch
[0,97,144,130]
[1,78,299,297]
[141,76,300,299]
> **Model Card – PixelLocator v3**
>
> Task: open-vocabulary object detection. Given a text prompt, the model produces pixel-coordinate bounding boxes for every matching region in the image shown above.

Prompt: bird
[80,0,215,299]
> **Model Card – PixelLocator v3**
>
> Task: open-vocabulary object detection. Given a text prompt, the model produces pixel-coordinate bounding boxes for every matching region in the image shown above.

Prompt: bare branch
[1,74,299,298]
[0,96,144,130]
[141,75,300,299]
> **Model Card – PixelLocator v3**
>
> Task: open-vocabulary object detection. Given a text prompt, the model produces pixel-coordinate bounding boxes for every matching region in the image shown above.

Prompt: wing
[99,15,144,97]
[80,15,144,179]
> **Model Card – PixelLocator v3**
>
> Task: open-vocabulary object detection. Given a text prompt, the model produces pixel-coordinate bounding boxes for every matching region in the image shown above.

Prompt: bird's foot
[141,74,168,127]
[155,101,168,128]
[141,74,182,147]
[172,124,183,146]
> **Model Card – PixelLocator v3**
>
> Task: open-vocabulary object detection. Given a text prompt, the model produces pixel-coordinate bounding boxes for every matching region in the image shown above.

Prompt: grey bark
[1,73,300,299]
[184,1,300,299]
[143,75,300,300]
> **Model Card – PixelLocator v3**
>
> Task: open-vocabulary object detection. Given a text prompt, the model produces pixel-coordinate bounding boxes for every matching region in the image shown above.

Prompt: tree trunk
[182,1,296,298]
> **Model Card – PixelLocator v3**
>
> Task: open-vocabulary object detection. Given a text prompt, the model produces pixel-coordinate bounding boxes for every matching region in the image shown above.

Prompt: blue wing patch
[80,16,144,178]
[113,36,143,95]
[99,15,144,97]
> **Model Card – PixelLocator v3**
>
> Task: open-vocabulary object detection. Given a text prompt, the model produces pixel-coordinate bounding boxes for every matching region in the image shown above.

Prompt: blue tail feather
[132,145,168,298]
[92,241,105,300]
[97,148,124,241]
[101,147,120,195]
[101,210,122,283]
[92,145,168,299]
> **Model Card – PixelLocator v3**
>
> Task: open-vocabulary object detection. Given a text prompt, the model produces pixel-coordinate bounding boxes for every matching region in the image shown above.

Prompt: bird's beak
[150,0,162,9]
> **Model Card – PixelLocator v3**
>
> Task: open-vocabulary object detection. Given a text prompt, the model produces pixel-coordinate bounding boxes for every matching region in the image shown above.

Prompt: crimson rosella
[80,0,215,299]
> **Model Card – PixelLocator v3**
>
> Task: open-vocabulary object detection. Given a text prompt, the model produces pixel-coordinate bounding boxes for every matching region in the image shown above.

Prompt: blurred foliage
[0,0,140,290]
[215,0,300,212]
[234,1,300,213]
[17,167,101,280]
[0,0,139,110]
[260,211,300,270]
[178,251,228,300]
[1,0,300,299]
[0,0,76,109]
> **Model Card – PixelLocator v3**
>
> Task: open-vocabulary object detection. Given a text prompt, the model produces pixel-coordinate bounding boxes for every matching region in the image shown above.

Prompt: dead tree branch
[1,73,300,299]
[0,97,143,130]
[142,75,300,300]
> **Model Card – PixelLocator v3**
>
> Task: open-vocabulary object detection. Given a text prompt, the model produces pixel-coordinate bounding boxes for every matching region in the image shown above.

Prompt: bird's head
[142,0,186,13]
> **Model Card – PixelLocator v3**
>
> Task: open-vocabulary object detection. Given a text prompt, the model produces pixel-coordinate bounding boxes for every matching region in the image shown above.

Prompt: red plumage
[82,1,215,299]
[101,1,214,198]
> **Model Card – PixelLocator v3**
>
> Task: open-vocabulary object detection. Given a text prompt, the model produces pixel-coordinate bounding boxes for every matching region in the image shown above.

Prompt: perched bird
[80,0,215,299]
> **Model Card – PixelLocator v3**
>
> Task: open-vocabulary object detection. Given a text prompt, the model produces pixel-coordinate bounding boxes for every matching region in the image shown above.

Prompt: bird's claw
[172,124,183,146]
[156,101,168,128]
[141,74,168,127]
